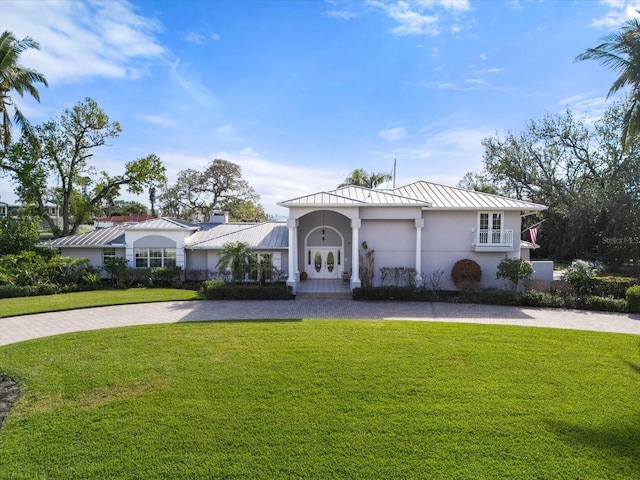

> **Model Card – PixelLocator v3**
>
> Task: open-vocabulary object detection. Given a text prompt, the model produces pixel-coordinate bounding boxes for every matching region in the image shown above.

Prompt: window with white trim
[249,253,274,281]
[0,205,6,218]
[103,247,117,264]
[135,247,176,268]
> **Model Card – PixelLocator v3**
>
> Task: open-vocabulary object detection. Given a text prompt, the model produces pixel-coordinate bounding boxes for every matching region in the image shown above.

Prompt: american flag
[529,227,538,245]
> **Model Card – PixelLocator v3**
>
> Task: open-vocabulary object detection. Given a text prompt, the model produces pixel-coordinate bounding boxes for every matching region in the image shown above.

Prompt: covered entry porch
[296,278,352,297]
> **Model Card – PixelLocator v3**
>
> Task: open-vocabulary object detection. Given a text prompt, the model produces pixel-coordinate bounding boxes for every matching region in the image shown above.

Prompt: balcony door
[479,212,502,244]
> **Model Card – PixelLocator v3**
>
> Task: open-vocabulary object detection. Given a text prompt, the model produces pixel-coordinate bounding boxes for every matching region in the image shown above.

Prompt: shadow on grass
[545,417,640,471]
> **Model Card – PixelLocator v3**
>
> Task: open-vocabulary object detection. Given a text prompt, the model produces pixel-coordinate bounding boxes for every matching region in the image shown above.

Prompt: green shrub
[584,296,628,313]
[149,266,183,287]
[565,260,602,296]
[626,285,640,314]
[451,259,481,292]
[496,257,533,291]
[591,276,638,299]
[203,281,293,300]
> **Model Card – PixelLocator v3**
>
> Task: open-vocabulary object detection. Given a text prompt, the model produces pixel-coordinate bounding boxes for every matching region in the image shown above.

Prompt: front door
[307,247,340,279]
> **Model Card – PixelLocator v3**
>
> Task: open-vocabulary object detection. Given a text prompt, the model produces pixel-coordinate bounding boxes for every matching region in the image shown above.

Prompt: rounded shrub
[451,259,482,292]
[626,285,640,314]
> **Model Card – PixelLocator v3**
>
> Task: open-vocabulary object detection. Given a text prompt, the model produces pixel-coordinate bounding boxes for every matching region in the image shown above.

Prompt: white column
[286,218,297,294]
[415,218,424,286]
[350,218,361,289]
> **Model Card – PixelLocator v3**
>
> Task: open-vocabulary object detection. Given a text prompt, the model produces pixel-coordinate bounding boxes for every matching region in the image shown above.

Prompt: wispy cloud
[367,0,471,36]
[3,0,164,84]
[326,9,359,20]
[185,32,205,44]
[379,127,408,141]
[141,114,177,126]
[169,60,217,106]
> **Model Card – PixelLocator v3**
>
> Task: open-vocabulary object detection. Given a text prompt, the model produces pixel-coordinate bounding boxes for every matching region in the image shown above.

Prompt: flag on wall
[529,227,538,245]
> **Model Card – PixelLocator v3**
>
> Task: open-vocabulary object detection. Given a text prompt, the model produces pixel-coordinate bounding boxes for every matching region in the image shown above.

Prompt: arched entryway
[304,226,344,280]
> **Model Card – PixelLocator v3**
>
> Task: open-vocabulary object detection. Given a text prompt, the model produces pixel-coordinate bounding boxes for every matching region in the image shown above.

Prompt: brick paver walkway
[2,300,639,346]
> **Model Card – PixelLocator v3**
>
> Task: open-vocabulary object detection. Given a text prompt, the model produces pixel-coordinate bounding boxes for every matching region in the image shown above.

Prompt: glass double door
[307,247,340,279]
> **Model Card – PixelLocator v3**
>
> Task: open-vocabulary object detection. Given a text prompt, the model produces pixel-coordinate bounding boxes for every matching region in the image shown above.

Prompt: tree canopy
[338,168,392,189]
[159,159,264,222]
[1,98,166,237]
[467,103,640,266]
[576,15,640,149]
[0,31,48,149]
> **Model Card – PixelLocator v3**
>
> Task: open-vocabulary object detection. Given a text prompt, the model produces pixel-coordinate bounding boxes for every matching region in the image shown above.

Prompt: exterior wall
[421,210,522,290]
[185,249,287,280]
[59,248,103,266]
[359,219,416,283]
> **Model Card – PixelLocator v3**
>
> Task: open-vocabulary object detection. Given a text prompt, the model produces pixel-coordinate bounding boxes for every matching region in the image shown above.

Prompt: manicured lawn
[0,288,202,318]
[0,320,638,479]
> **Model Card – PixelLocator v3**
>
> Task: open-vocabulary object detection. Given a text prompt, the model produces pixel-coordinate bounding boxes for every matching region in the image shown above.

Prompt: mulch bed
[0,376,20,429]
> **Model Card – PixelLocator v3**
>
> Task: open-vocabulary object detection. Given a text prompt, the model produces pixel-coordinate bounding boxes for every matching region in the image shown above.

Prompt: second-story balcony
[471,229,514,252]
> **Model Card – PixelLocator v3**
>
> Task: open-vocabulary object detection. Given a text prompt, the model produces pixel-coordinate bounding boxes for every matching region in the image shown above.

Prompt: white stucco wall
[421,210,522,290]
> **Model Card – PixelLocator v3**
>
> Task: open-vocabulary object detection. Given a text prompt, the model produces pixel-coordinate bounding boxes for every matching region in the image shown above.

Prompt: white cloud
[326,10,359,20]
[367,0,471,36]
[558,93,609,124]
[169,60,217,106]
[590,1,640,28]
[141,114,177,126]
[185,32,205,44]
[211,33,221,41]
[379,127,408,141]
[2,0,165,84]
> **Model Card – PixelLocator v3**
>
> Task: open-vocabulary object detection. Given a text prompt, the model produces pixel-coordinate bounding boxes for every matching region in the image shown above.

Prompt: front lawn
[0,288,202,318]
[1,321,638,478]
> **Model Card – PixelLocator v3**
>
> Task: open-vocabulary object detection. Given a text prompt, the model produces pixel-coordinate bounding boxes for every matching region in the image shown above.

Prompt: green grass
[0,288,202,317]
[1,320,638,479]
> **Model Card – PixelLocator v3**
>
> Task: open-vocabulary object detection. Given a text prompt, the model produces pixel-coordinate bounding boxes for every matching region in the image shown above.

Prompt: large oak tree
[1,98,166,237]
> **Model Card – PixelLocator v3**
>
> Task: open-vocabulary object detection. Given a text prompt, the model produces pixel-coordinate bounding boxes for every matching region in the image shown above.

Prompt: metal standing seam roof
[390,181,547,211]
[278,185,429,207]
[40,227,126,247]
[124,217,199,230]
[185,222,289,249]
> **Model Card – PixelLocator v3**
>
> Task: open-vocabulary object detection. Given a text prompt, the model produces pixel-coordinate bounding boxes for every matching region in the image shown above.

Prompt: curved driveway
[1,299,640,346]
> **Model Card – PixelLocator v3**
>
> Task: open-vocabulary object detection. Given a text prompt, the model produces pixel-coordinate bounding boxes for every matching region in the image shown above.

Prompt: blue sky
[1,0,638,216]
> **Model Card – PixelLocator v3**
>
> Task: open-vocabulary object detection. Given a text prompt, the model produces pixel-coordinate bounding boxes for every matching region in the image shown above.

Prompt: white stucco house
[41,181,548,293]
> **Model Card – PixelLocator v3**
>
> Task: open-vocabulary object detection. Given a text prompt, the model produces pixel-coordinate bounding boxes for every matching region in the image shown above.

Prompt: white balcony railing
[473,229,514,251]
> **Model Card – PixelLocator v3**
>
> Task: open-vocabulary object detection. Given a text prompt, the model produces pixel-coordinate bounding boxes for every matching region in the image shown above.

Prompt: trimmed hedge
[627,285,640,314]
[353,286,630,313]
[0,283,86,299]
[591,276,638,299]
[203,281,294,300]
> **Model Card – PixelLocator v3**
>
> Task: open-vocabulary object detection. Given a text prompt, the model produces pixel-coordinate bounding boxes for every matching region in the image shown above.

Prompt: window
[478,212,502,244]
[249,253,274,281]
[103,248,117,264]
[0,205,6,218]
[135,248,176,268]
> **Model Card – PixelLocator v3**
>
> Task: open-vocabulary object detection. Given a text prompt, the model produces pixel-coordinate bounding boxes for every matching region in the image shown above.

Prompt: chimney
[209,210,229,224]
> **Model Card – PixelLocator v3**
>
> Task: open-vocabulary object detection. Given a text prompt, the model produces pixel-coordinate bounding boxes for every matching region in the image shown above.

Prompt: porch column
[287,218,298,294]
[350,218,361,290]
[415,218,424,286]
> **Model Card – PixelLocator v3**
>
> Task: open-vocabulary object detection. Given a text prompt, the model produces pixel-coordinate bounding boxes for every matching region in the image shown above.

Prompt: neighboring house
[0,190,60,229]
[40,181,548,292]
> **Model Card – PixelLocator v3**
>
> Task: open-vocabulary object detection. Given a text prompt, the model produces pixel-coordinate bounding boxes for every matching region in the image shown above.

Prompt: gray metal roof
[186,222,288,250]
[124,217,199,230]
[278,186,428,207]
[40,227,125,248]
[390,181,547,211]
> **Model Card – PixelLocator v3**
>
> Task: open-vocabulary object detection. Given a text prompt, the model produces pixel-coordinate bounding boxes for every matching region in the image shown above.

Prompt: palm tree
[216,241,258,283]
[338,168,392,188]
[575,15,640,149]
[0,31,48,149]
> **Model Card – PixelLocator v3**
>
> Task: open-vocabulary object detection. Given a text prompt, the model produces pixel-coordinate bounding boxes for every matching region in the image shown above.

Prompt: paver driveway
[1,299,639,346]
